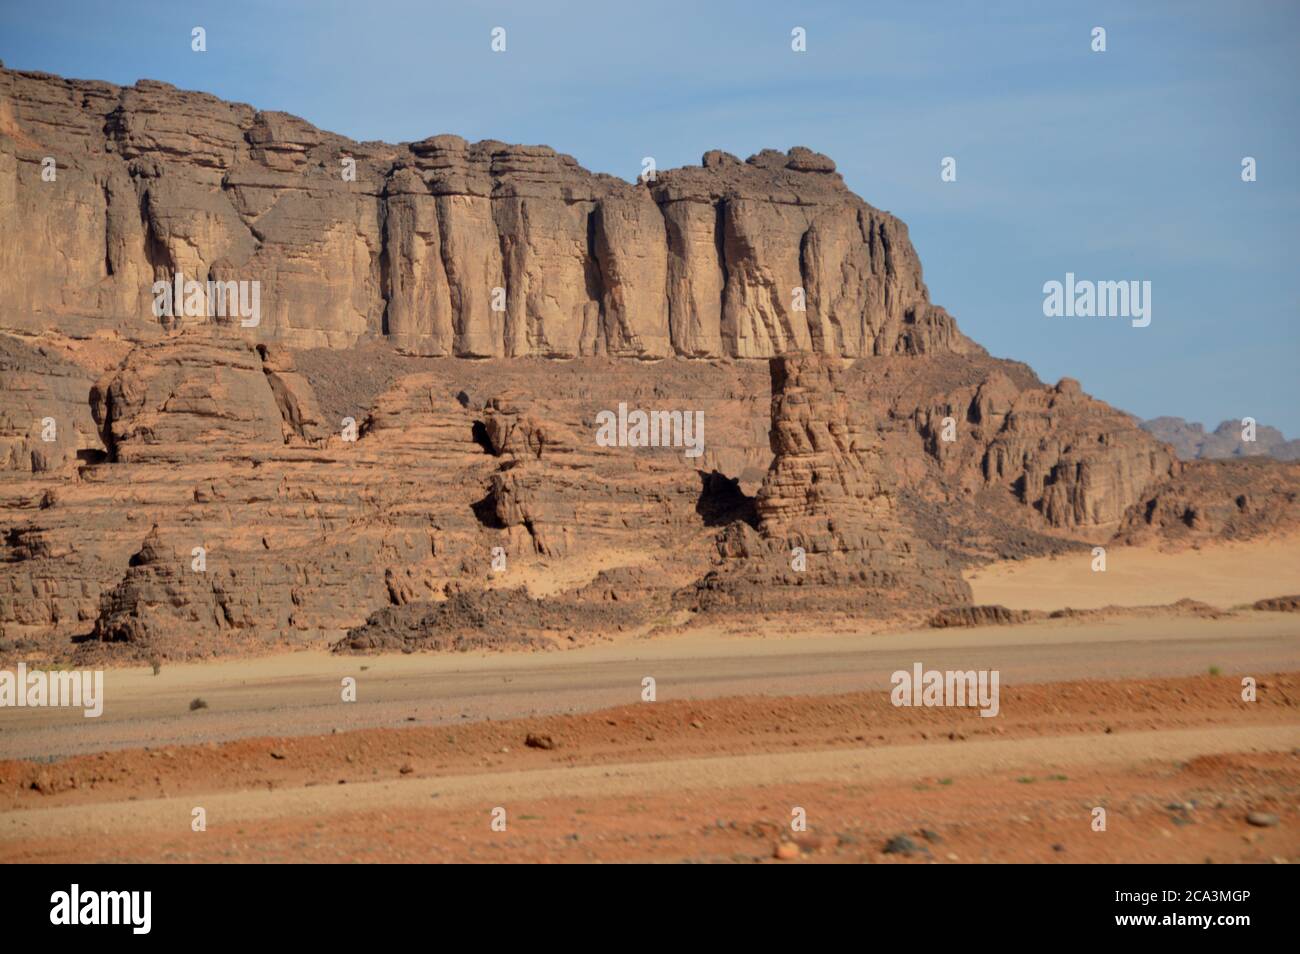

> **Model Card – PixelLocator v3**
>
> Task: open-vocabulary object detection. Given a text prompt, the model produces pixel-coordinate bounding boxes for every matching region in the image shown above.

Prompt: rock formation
[678,354,971,615]
[1114,457,1300,547]
[0,64,1249,661]
[0,66,973,360]
[0,335,104,473]
[913,374,1180,530]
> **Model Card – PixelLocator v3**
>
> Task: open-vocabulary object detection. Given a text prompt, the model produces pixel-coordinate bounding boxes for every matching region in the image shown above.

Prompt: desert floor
[967,534,1300,611]
[1,539,1297,863]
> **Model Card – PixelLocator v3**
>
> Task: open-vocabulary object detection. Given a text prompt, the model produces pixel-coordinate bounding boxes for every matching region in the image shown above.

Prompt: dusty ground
[0,673,1296,863]
[1,537,1297,863]
[3,611,1296,760]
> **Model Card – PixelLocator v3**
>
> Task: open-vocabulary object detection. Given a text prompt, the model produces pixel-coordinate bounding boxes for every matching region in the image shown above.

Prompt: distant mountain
[1142,417,1300,461]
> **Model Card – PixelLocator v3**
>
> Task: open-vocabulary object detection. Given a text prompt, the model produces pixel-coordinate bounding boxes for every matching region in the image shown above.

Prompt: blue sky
[3,0,1297,432]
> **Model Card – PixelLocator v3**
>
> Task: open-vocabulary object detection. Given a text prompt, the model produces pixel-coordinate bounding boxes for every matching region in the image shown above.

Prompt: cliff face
[678,354,971,615]
[0,66,972,359]
[912,373,1180,529]
[3,65,1232,661]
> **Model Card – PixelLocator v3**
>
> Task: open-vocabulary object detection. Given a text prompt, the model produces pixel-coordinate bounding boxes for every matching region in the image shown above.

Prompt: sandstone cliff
[0,65,1225,661]
[0,66,973,360]
[1114,457,1300,547]
[677,353,971,616]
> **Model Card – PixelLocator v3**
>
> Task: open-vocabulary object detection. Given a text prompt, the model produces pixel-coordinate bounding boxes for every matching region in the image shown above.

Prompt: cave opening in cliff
[470,420,494,455]
[470,489,507,529]
[695,470,758,528]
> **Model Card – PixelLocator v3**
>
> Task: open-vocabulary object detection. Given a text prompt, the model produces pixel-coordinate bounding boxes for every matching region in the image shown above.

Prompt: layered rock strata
[0,66,972,359]
[911,372,1180,531]
[678,353,971,614]
[0,65,1221,659]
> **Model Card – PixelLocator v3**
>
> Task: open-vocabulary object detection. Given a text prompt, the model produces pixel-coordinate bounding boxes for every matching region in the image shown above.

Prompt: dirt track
[3,611,1296,760]
[2,671,1297,863]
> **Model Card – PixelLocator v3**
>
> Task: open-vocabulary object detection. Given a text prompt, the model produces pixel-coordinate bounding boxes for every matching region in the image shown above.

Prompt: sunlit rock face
[0,66,974,360]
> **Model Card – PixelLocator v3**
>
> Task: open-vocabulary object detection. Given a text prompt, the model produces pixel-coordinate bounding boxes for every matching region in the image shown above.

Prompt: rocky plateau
[2,64,1297,661]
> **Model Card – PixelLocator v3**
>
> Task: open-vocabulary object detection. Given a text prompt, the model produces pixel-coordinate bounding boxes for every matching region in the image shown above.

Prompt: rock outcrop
[678,354,971,615]
[0,327,1198,659]
[0,65,973,360]
[0,335,105,473]
[0,64,1245,661]
[913,375,1180,531]
[1114,458,1300,547]
[928,605,1033,628]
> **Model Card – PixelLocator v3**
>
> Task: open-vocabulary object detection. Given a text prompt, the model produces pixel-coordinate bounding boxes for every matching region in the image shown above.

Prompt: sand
[967,535,1300,611]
